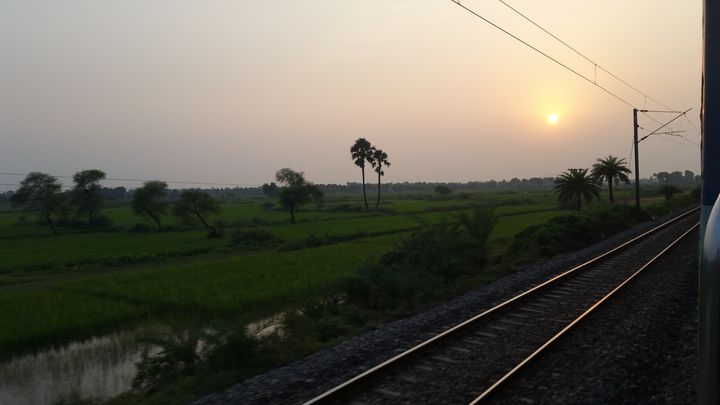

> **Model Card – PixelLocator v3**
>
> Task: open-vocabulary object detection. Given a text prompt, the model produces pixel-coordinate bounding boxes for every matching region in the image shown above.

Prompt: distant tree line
[7,171,224,236]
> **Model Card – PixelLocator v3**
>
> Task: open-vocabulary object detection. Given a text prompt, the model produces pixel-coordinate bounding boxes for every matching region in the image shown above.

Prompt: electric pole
[632,108,689,209]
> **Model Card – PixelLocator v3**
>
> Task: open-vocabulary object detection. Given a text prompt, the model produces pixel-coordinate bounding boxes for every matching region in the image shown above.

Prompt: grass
[0,233,402,353]
[0,188,682,404]
[0,197,558,272]
[0,202,566,355]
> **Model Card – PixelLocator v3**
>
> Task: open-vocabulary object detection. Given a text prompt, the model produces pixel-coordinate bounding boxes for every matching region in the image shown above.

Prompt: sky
[0,0,703,190]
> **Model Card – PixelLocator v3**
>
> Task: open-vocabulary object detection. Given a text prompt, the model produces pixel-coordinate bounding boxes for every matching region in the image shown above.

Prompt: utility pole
[632,108,689,210]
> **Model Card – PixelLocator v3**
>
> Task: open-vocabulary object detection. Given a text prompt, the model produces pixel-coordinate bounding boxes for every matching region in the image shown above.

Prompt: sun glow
[547,113,559,124]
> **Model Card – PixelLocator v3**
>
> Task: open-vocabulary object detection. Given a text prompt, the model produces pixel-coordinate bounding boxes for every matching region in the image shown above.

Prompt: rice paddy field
[0,190,567,354]
[2,189,605,404]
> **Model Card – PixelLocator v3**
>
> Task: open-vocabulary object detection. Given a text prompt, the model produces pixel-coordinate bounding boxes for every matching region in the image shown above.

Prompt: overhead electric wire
[448,0,637,109]
[683,113,702,140]
[657,134,700,149]
[495,0,677,112]
[451,1,689,137]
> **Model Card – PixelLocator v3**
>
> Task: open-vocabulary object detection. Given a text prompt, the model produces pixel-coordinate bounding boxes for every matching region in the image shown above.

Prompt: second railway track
[304,207,699,405]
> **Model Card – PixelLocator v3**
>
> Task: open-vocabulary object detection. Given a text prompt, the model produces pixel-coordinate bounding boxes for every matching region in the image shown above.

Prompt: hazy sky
[0,0,702,190]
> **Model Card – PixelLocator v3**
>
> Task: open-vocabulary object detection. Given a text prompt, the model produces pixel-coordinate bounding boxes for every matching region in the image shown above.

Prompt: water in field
[0,317,286,404]
[0,326,165,405]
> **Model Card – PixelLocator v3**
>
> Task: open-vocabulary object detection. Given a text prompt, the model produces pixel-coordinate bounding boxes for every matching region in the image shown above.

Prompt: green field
[0,191,565,352]
[1,187,693,404]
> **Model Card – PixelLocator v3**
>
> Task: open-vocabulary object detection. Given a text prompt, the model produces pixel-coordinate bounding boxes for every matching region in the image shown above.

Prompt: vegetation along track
[303,207,699,405]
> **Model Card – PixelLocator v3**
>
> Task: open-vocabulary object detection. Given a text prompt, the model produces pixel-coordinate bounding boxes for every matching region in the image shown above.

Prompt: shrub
[509,204,650,259]
[278,230,369,251]
[328,203,364,212]
[230,228,281,249]
[345,216,497,311]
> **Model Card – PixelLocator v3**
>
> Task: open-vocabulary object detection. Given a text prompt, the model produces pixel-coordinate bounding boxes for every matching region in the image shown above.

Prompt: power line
[0,172,259,188]
[495,0,677,112]
[450,1,689,138]
[448,0,637,109]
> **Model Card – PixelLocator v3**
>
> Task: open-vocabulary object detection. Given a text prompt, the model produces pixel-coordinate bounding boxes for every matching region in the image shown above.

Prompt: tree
[684,170,696,188]
[10,172,64,235]
[434,185,452,195]
[658,184,682,200]
[71,169,106,223]
[371,148,390,208]
[591,155,631,203]
[132,180,168,229]
[173,190,221,237]
[655,171,670,185]
[350,138,375,209]
[554,168,601,211]
[261,182,279,197]
[275,168,323,223]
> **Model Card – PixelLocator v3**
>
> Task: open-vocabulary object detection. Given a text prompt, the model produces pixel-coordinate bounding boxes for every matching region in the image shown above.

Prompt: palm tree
[591,155,631,203]
[371,148,390,208]
[554,168,601,211]
[350,138,375,209]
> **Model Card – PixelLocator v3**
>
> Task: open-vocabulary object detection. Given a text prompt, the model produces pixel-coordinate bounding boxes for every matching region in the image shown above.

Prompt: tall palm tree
[371,148,390,208]
[591,155,631,203]
[554,168,601,211]
[350,138,375,209]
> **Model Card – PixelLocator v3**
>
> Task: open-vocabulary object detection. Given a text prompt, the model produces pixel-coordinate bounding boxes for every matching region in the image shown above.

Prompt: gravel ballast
[196,210,698,405]
[491,228,698,404]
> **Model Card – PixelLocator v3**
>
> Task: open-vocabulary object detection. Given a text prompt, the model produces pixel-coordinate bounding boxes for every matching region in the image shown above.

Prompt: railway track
[303,207,699,405]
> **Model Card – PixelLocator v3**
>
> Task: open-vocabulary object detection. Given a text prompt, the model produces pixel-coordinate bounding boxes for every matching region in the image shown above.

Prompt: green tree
[591,155,631,203]
[350,138,375,209]
[71,169,106,223]
[434,185,452,195]
[371,148,390,208]
[554,168,601,211]
[658,184,682,200]
[261,182,279,197]
[10,172,64,235]
[655,171,670,185]
[173,190,221,237]
[132,180,168,229]
[275,168,323,223]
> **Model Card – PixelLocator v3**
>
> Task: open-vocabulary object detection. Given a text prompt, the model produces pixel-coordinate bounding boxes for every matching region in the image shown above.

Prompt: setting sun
[547,113,559,124]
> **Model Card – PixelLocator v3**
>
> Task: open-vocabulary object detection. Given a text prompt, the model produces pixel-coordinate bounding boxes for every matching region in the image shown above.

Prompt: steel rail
[302,207,699,405]
[469,222,699,404]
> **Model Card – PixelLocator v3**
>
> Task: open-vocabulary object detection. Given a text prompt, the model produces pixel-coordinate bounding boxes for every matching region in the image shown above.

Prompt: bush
[509,204,649,259]
[328,203,364,212]
[345,212,497,311]
[230,228,281,249]
[278,231,369,251]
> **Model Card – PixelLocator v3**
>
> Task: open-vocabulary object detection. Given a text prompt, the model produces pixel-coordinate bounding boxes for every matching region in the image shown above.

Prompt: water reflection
[0,327,164,405]
[246,313,285,338]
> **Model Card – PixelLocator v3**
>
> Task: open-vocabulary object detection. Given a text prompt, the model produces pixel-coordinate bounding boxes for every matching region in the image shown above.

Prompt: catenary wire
[451,1,687,135]
[448,0,637,109]
[495,0,677,112]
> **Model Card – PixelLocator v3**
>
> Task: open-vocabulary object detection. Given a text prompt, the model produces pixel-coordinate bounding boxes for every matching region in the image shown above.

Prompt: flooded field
[0,327,164,405]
